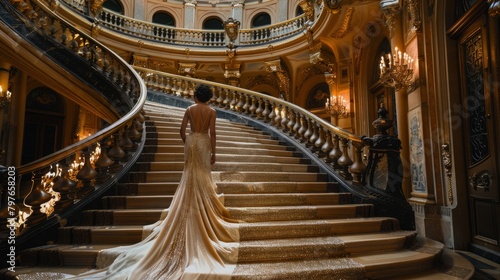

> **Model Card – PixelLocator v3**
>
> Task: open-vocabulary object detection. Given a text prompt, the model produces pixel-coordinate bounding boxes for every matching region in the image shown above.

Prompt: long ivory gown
[70,107,241,279]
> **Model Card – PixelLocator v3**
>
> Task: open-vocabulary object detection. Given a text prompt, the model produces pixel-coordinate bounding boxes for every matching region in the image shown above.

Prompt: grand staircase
[2,102,474,279]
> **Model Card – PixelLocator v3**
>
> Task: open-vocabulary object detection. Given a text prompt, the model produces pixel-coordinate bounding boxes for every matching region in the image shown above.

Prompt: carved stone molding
[441,143,453,205]
[489,0,500,17]
[309,48,336,74]
[265,59,291,100]
[406,0,422,32]
[224,63,241,86]
[299,0,315,22]
[132,54,149,68]
[331,7,355,39]
[178,62,197,77]
[88,0,105,17]
[324,0,342,14]
[380,0,401,38]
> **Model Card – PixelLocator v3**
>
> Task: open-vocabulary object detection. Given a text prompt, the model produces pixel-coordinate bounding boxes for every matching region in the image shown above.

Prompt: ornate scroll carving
[441,143,453,205]
[265,60,291,101]
[489,0,500,17]
[380,0,401,38]
[406,0,422,32]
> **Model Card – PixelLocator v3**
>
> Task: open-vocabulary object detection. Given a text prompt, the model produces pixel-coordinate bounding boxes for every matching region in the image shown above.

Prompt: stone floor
[458,251,500,279]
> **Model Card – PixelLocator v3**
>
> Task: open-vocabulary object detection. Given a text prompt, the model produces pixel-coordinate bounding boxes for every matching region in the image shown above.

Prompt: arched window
[296,5,304,16]
[203,17,224,30]
[153,11,175,27]
[251,12,271,28]
[102,0,123,14]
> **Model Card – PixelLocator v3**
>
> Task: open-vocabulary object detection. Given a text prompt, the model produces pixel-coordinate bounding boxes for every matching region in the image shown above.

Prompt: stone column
[0,62,12,165]
[277,0,289,22]
[184,1,197,29]
[231,1,244,22]
[381,1,411,198]
[8,71,27,167]
[134,1,145,21]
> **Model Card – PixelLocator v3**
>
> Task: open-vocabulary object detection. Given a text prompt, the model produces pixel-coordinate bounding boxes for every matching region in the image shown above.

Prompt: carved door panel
[458,19,499,252]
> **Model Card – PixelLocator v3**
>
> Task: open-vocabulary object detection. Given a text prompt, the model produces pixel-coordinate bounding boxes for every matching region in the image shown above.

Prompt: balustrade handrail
[134,66,361,144]
[59,0,314,48]
[9,0,147,176]
[135,66,367,186]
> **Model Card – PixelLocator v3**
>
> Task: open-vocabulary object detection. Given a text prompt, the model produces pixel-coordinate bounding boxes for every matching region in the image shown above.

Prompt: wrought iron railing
[0,0,147,238]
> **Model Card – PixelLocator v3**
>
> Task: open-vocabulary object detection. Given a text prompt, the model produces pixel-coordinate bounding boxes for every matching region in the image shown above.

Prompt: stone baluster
[223,89,231,108]
[119,126,137,153]
[249,96,257,116]
[94,141,115,183]
[24,171,53,227]
[216,88,225,107]
[274,104,282,128]
[287,110,296,136]
[329,134,343,169]
[262,100,271,121]
[337,138,353,180]
[309,122,319,151]
[297,114,307,141]
[314,126,326,156]
[280,106,289,131]
[303,119,313,145]
[293,112,301,137]
[242,94,250,113]
[108,133,126,172]
[321,130,334,162]
[164,77,172,94]
[255,98,264,118]
[76,149,98,196]
[267,102,276,123]
[128,120,142,142]
[229,90,237,110]
[236,93,245,112]
[52,165,76,212]
[349,141,367,185]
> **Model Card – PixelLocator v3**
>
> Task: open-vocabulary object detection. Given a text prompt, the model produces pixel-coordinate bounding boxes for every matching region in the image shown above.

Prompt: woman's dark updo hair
[194,84,213,103]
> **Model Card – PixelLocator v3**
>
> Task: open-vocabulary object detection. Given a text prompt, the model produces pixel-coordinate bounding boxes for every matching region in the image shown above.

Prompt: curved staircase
[1,102,474,279]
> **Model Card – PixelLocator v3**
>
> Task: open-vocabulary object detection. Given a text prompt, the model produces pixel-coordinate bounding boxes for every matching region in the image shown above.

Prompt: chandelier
[0,85,12,109]
[325,96,349,118]
[379,47,414,91]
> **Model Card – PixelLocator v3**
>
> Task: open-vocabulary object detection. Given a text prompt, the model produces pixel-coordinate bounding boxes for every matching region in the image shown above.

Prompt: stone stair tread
[121,181,337,195]
[145,153,304,163]
[144,162,313,172]
[134,171,325,183]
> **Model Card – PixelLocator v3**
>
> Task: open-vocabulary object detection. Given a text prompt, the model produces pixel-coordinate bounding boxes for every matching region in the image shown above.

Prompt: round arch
[152,11,176,27]
[251,12,271,28]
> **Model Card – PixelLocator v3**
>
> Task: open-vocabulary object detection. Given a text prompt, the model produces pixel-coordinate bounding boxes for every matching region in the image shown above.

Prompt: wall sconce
[325,95,349,118]
[0,85,12,109]
[379,47,414,91]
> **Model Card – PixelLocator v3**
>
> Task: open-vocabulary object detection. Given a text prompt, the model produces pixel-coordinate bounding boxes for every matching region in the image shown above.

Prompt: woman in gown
[71,84,241,279]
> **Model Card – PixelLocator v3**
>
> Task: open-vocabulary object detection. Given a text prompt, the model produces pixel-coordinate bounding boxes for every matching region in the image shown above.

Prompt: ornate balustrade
[134,66,367,184]
[135,67,414,230]
[60,0,312,48]
[238,14,307,45]
[0,0,147,239]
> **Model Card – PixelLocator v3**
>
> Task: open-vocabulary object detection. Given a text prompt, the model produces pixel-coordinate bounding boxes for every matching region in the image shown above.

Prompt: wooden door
[457,16,500,254]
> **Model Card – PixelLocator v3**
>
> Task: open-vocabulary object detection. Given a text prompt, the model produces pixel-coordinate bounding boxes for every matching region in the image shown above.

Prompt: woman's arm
[180,108,189,143]
[209,109,216,165]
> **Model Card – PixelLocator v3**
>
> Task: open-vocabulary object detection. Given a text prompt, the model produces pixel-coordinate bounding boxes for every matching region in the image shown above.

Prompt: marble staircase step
[137,161,317,173]
[116,181,338,196]
[141,152,305,164]
[99,193,355,209]
[80,204,374,226]
[56,217,400,245]
[127,170,327,183]
[149,144,296,157]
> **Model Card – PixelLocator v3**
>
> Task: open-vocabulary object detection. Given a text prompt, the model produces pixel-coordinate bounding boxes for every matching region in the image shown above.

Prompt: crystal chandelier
[379,47,414,91]
[325,96,349,118]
